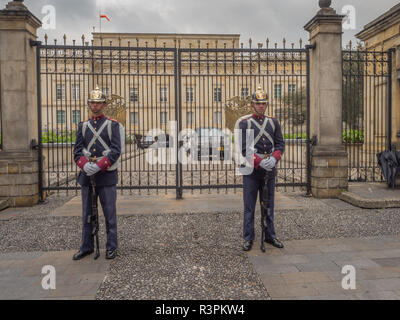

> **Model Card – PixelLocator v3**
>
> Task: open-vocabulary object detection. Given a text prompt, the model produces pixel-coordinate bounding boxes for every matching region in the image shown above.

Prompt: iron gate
[34,40,311,198]
[342,46,394,182]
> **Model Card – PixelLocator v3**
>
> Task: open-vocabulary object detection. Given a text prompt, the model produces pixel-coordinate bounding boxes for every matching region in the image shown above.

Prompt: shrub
[342,129,364,143]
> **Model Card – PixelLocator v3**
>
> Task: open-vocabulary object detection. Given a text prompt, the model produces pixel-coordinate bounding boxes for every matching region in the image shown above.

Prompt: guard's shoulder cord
[82,119,112,141]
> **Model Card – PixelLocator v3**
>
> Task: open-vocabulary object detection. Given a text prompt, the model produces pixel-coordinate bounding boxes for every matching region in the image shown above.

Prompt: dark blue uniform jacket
[239,114,285,169]
[73,114,121,186]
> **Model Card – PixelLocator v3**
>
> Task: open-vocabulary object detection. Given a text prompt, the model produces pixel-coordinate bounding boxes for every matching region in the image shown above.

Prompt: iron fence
[34,39,311,197]
[177,45,311,196]
[342,46,393,182]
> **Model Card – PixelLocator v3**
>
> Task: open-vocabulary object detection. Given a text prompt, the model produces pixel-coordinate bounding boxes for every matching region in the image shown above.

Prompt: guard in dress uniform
[72,86,121,260]
[239,86,285,251]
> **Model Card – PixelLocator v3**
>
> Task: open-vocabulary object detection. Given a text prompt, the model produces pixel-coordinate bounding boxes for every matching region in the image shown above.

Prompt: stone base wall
[0,151,44,207]
[311,146,348,198]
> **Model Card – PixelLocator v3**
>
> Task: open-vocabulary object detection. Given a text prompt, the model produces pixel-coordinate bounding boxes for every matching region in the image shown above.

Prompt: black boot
[243,240,253,251]
[265,238,284,248]
[106,249,117,259]
[72,250,94,260]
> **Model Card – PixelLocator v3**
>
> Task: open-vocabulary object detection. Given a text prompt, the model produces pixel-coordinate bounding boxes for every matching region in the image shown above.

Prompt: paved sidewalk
[1,183,400,300]
[0,250,110,300]
[248,235,400,300]
[47,191,301,218]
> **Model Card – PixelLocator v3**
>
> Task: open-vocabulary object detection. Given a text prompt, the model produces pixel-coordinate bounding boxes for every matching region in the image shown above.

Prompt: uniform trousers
[80,185,118,252]
[243,167,276,242]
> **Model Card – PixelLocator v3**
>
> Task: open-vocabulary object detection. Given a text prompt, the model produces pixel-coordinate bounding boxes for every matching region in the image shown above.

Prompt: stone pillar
[0,1,42,206]
[304,1,348,198]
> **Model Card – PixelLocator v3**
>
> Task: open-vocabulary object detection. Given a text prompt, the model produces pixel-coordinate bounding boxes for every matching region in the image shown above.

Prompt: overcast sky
[1,0,399,47]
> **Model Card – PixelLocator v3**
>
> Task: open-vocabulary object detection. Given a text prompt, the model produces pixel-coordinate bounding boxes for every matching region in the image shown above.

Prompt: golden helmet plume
[251,85,269,103]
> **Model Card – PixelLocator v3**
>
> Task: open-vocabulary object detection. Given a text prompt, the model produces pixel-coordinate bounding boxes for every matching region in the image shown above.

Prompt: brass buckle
[89,156,97,163]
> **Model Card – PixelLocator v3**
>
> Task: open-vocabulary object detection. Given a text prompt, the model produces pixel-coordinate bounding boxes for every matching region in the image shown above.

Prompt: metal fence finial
[319,0,332,8]
[5,0,27,11]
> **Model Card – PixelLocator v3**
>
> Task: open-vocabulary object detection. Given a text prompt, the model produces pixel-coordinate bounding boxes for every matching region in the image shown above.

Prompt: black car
[134,134,172,150]
[183,128,231,161]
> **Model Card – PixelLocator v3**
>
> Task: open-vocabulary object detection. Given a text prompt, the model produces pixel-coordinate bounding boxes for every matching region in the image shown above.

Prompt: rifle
[260,169,273,253]
[87,157,100,260]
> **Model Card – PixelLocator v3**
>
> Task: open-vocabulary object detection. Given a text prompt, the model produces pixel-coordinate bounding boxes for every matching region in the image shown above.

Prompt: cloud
[0,0,398,46]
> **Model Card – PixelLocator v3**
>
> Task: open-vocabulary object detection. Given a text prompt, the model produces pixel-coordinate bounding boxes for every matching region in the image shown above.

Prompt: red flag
[100,14,110,21]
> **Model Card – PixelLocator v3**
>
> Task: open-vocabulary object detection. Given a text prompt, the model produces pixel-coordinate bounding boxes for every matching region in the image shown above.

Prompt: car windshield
[195,128,224,137]
[143,136,154,142]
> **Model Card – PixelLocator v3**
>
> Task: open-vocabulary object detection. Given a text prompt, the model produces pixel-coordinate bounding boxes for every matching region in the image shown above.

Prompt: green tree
[342,43,364,130]
[281,86,307,125]
[281,42,365,130]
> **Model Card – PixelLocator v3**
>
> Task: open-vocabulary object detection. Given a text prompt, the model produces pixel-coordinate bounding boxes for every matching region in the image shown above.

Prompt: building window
[72,110,81,124]
[241,87,249,98]
[214,88,222,102]
[56,84,65,100]
[130,87,139,102]
[186,112,194,126]
[288,84,296,93]
[186,87,194,102]
[57,110,66,124]
[214,111,222,125]
[274,84,282,99]
[160,87,168,102]
[130,112,139,125]
[160,112,168,124]
[71,84,80,100]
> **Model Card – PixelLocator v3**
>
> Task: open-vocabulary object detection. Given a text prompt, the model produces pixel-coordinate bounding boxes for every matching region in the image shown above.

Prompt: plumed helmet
[88,85,106,103]
[251,85,268,103]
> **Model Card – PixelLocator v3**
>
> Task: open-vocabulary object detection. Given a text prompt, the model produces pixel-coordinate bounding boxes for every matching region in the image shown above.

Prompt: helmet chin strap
[88,103,106,116]
[252,104,266,117]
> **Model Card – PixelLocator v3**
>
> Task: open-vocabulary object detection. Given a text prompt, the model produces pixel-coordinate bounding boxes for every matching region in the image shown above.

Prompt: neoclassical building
[356,3,400,148]
[39,32,306,137]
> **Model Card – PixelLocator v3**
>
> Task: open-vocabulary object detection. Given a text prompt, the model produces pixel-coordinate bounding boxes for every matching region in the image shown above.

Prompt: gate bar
[31,40,44,202]
[387,48,395,151]
[305,44,315,195]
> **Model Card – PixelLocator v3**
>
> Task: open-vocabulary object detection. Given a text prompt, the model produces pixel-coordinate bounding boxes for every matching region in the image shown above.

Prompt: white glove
[83,163,101,176]
[259,159,269,170]
[260,157,277,170]
[264,156,277,169]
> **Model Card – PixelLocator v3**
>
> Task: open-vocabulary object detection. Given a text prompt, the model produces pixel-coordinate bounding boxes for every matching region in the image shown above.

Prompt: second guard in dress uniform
[72,86,122,260]
[239,86,285,251]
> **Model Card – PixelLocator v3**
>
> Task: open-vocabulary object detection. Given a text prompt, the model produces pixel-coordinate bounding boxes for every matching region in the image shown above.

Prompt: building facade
[356,3,400,149]
[40,32,306,138]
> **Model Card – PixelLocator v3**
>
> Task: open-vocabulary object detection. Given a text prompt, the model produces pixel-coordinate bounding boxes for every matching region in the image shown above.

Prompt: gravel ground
[1,191,400,299]
[97,247,266,300]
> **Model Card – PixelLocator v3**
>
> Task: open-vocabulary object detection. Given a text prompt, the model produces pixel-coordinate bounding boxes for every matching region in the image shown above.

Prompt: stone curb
[339,191,400,209]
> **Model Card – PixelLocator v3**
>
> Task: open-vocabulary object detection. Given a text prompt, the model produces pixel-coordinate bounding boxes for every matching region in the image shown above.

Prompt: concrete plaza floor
[0,182,399,300]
